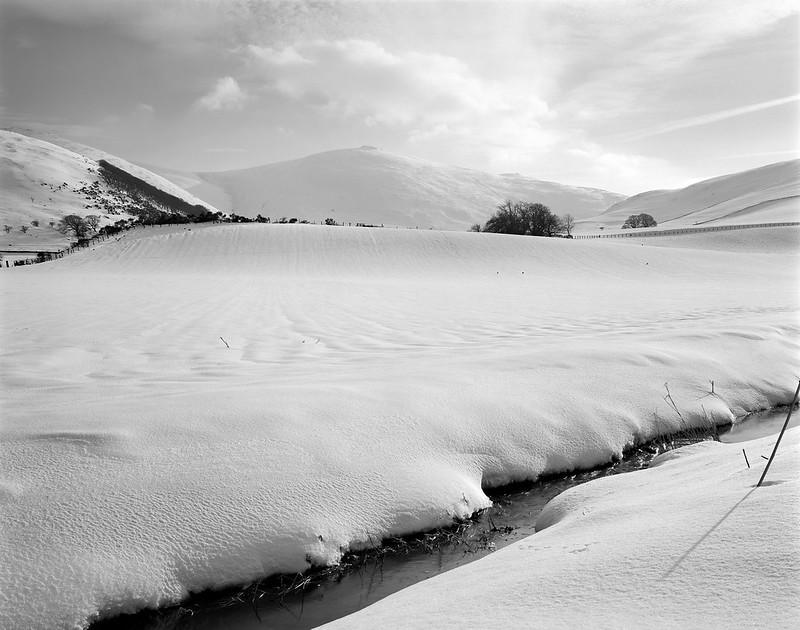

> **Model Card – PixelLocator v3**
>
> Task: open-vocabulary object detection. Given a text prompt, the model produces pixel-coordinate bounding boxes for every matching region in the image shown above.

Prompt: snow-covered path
[1,224,797,628]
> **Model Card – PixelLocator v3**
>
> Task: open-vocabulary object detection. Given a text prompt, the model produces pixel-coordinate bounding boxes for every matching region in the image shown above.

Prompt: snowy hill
[2,222,797,628]
[0,130,218,248]
[581,159,800,231]
[162,146,624,230]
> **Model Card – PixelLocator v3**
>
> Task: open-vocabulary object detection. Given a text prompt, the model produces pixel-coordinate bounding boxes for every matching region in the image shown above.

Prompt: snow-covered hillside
[1,223,797,629]
[581,159,800,231]
[162,146,624,229]
[0,130,218,248]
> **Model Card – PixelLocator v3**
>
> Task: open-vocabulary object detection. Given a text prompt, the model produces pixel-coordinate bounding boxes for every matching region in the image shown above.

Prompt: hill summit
[162,146,624,230]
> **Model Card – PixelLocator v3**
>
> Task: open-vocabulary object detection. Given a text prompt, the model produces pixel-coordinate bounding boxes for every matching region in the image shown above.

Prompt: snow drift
[323,427,800,629]
[163,146,624,229]
[582,159,800,231]
[0,223,797,628]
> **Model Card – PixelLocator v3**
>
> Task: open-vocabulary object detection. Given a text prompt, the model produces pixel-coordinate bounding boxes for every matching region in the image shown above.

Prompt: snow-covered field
[611,225,800,253]
[1,223,798,629]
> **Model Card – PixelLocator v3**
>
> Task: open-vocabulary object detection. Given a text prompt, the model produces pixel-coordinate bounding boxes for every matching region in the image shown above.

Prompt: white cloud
[194,77,246,112]
[620,94,800,141]
[4,0,224,46]
[203,147,247,153]
[560,142,693,193]
[718,149,800,160]
[548,1,798,119]
[247,45,311,66]
[246,38,554,151]
[240,37,711,193]
[9,0,787,189]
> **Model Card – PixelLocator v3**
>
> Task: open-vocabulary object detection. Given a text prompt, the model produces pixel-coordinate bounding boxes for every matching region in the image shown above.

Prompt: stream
[95,408,793,630]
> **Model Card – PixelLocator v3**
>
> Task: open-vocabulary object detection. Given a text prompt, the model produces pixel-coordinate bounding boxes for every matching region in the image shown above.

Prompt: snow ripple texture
[1,223,798,629]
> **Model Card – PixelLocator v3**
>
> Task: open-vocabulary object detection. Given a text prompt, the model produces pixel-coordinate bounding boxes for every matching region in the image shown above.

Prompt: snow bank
[0,224,797,628]
[323,427,800,629]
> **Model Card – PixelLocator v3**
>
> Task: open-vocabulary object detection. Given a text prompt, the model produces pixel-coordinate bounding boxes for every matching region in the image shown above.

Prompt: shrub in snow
[482,200,564,237]
[622,213,657,229]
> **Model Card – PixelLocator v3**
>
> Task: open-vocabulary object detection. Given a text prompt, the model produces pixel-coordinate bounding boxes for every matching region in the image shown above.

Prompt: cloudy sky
[1,0,797,194]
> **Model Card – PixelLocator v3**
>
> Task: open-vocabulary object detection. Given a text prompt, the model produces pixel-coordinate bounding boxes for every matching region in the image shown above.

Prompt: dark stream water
[95,409,792,630]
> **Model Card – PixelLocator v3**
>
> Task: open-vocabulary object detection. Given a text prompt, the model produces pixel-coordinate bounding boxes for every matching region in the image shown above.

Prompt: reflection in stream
[721,408,796,444]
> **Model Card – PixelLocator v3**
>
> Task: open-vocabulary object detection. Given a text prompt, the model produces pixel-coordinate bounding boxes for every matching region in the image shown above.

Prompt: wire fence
[572,221,800,239]
[0,222,224,269]
[3,220,798,268]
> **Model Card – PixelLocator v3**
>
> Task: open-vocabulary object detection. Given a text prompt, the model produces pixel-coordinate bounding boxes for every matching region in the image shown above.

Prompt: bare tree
[84,215,101,232]
[19,225,29,234]
[561,213,575,237]
[3,225,11,234]
[58,215,90,238]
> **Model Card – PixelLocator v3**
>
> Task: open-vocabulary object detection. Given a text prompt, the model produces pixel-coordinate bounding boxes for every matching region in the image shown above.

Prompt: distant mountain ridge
[157,147,625,230]
[6,128,797,238]
[581,159,800,231]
